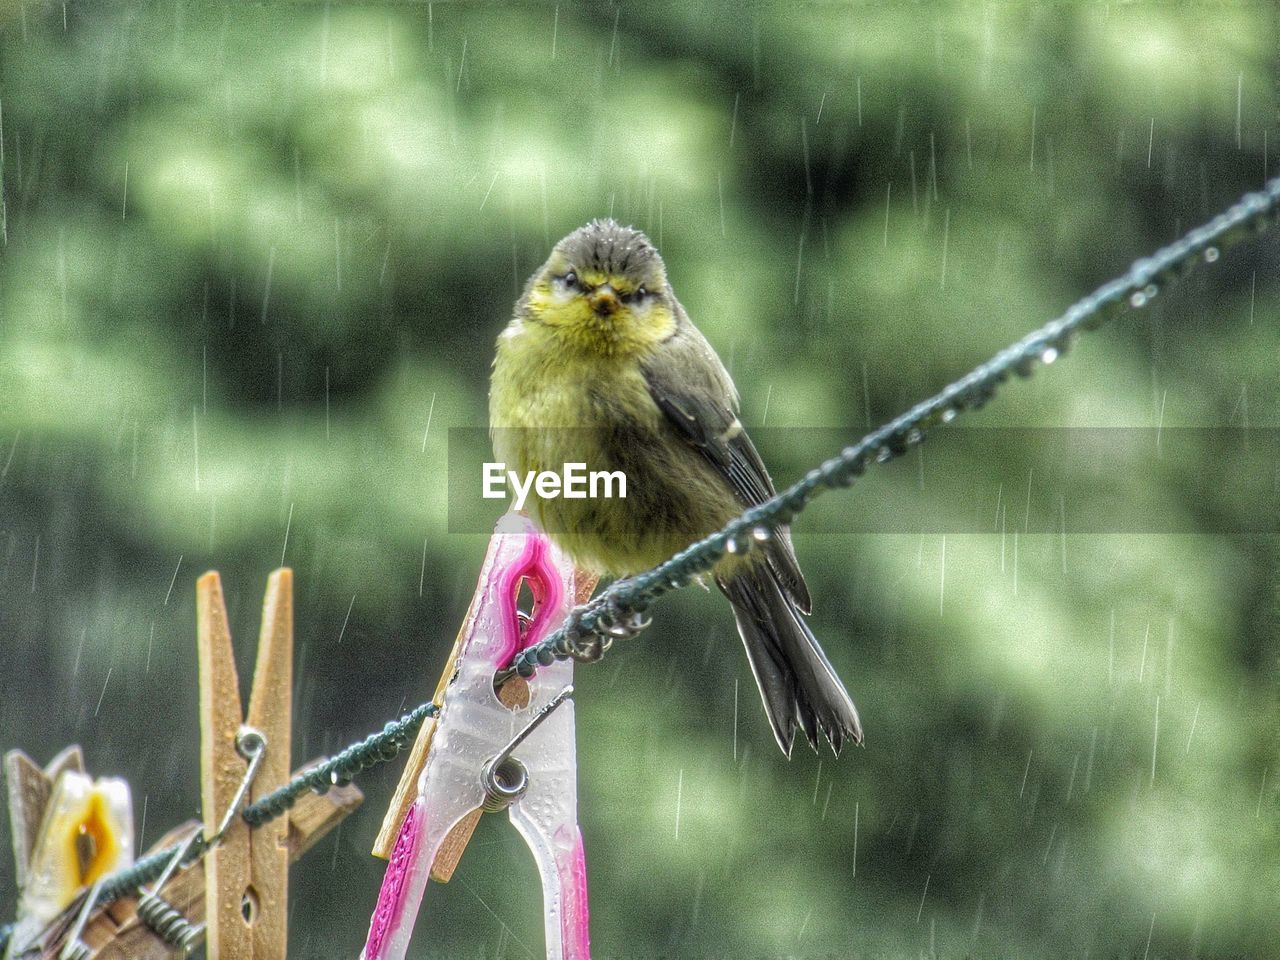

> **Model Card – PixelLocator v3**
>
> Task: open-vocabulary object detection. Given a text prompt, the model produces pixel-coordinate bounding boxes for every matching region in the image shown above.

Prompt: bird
[489,219,861,756]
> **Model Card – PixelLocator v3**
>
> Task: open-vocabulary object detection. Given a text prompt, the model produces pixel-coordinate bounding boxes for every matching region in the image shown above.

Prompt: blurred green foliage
[1,1,1278,957]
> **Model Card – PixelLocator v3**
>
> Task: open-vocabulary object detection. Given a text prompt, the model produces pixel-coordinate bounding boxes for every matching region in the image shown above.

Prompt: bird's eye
[560,271,579,290]
[635,285,648,300]
[621,285,649,305]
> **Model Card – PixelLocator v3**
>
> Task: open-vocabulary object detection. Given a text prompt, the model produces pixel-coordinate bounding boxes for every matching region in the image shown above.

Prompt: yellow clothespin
[196,569,293,960]
[4,746,85,895]
[2,748,134,959]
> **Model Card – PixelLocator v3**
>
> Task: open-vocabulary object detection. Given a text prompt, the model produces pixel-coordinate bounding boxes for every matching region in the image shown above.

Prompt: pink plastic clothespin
[362,513,591,960]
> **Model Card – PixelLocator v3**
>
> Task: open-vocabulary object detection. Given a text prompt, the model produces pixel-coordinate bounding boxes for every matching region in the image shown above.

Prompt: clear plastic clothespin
[362,513,590,960]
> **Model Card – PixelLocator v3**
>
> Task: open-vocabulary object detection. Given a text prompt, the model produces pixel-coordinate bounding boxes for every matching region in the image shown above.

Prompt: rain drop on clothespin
[362,513,594,960]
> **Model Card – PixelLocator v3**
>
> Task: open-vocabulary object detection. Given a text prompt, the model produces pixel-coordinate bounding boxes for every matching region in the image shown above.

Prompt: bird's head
[520,220,677,354]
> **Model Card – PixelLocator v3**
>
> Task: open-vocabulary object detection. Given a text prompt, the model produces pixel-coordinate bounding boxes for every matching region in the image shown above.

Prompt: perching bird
[490,219,861,755]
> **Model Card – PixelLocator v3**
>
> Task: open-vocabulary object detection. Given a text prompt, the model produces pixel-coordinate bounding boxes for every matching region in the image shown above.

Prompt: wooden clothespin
[370,606,468,869]
[8,568,362,960]
[196,569,293,960]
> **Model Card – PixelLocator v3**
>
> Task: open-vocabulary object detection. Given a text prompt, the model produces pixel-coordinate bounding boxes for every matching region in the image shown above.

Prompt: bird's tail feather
[718,566,862,756]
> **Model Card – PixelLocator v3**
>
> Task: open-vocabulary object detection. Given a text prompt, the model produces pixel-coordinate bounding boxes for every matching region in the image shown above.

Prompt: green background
[1,2,1278,957]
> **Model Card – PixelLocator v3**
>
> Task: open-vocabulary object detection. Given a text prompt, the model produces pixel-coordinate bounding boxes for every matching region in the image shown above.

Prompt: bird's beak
[588,285,620,316]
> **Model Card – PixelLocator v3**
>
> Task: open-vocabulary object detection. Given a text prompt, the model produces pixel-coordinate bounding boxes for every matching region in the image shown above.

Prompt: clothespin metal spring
[478,687,573,814]
[135,832,207,956]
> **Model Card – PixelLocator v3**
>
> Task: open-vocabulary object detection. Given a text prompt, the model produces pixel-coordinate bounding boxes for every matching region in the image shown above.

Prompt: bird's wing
[640,321,812,613]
